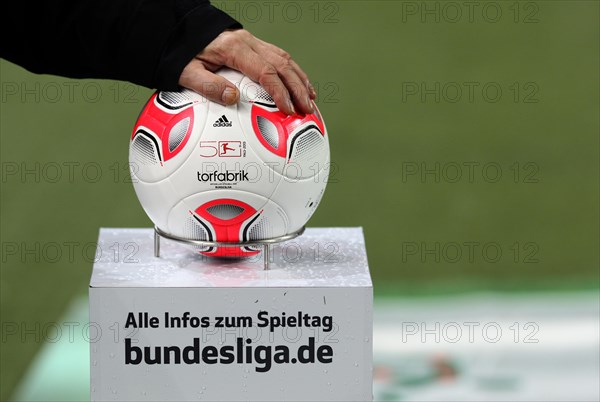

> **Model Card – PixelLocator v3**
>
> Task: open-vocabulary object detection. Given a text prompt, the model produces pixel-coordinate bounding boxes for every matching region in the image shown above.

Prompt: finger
[228,46,295,115]
[255,39,317,100]
[277,60,314,114]
[179,59,239,105]
[252,44,313,114]
[290,59,317,99]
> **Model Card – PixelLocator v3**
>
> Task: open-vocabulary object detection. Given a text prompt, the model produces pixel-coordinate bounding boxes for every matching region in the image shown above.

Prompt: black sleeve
[0,0,241,90]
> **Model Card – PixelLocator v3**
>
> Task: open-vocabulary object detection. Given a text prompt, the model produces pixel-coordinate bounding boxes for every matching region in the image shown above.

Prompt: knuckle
[219,31,239,48]
[280,64,295,76]
[277,53,294,70]
[238,29,253,39]
[280,50,292,62]
[278,57,294,73]
[259,65,278,81]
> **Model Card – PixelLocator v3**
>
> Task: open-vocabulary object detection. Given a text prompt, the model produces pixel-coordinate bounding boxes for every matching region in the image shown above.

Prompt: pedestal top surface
[90,227,371,288]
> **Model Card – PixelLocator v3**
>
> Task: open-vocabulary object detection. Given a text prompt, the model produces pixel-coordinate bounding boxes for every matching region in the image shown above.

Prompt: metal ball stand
[153,226,306,270]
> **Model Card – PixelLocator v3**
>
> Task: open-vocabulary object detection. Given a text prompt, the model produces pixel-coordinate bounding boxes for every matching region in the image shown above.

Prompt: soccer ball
[129,68,330,257]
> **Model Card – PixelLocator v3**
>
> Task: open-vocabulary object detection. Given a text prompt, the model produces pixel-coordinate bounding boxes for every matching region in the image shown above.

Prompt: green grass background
[1,1,598,399]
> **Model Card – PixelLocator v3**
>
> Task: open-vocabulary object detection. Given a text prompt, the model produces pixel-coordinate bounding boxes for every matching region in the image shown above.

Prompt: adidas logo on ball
[213,115,232,127]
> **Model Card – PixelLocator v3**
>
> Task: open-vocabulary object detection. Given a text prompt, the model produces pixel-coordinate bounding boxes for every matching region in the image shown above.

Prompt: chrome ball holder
[153,226,306,270]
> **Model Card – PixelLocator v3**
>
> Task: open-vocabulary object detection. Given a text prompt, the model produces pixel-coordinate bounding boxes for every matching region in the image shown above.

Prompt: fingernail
[222,87,238,104]
[287,99,296,115]
[307,97,314,113]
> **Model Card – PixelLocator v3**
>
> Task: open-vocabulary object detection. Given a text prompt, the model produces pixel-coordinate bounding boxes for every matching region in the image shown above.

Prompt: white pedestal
[89,227,373,401]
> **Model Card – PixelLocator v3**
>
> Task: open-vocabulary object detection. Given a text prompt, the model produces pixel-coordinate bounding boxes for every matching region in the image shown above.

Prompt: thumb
[179,60,239,105]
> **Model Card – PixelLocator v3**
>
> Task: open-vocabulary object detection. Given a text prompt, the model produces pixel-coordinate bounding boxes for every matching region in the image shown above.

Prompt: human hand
[178,29,316,115]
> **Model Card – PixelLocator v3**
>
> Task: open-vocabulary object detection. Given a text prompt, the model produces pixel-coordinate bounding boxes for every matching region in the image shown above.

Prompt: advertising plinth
[89,227,373,401]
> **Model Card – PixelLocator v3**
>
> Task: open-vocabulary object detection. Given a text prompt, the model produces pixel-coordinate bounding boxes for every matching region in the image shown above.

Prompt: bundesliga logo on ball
[129,68,330,258]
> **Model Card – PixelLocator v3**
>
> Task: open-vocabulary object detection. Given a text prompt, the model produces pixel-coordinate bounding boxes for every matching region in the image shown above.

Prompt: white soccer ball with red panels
[129,68,329,257]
